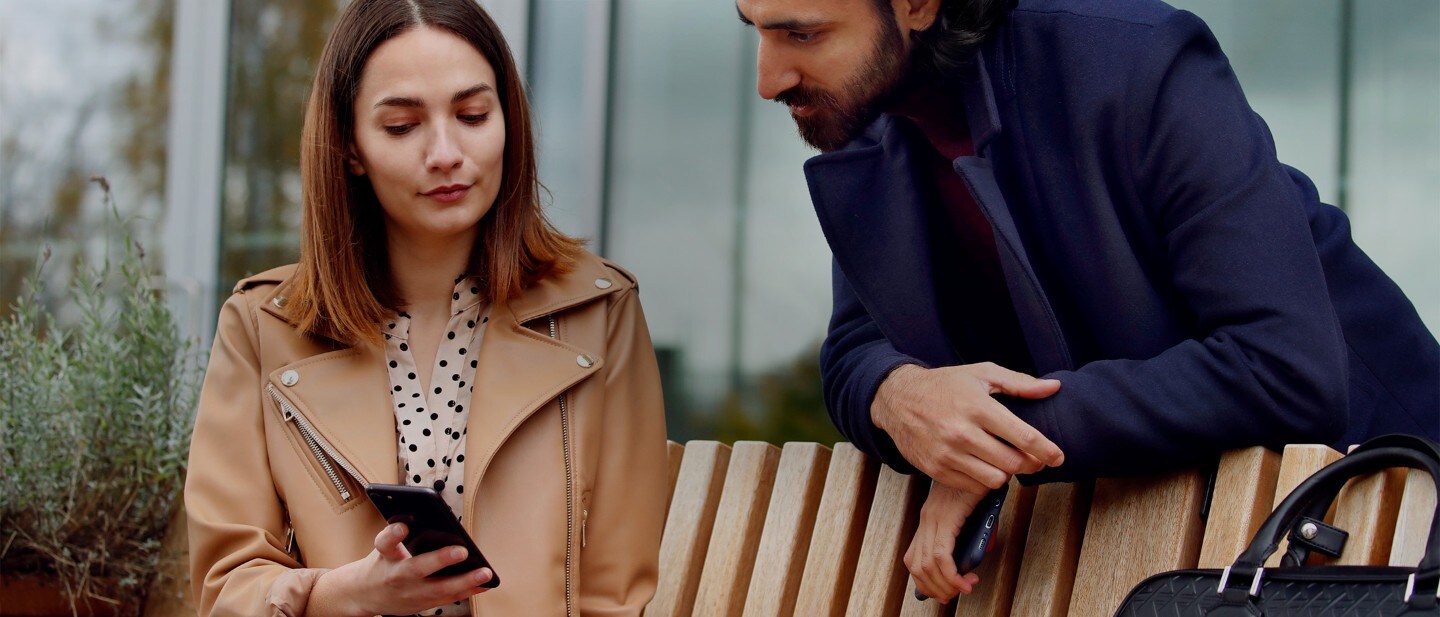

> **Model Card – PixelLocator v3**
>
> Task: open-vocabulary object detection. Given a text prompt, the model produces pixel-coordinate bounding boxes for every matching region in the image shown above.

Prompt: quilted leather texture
[1114,571,1440,616]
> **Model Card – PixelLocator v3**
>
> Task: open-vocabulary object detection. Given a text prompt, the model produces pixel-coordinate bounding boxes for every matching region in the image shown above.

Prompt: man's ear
[346,150,366,176]
[892,0,942,32]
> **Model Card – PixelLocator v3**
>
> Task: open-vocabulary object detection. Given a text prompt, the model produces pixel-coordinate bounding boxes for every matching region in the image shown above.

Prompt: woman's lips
[423,184,471,203]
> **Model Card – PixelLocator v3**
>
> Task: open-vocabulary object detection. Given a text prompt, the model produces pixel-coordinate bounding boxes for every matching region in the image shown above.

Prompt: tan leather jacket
[185,251,667,617]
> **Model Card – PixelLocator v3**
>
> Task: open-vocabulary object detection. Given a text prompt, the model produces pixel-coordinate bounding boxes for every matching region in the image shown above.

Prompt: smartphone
[952,483,1008,574]
[365,483,500,586]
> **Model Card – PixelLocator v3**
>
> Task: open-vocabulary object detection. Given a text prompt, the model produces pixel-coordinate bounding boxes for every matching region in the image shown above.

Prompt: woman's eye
[459,113,489,125]
[384,124,415,136]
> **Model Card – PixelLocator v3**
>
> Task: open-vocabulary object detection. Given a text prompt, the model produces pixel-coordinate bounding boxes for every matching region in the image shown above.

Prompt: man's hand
[873,363,1064,493]
[906,482,985,602]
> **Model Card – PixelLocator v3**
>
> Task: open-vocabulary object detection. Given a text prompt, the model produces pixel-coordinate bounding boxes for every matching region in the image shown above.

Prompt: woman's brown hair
[288,0,582,345]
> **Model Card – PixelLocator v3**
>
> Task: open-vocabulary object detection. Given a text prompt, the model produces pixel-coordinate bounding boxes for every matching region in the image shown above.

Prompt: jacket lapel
[805,117,960,366]
[459,300,602,496]
[267,344,401,486]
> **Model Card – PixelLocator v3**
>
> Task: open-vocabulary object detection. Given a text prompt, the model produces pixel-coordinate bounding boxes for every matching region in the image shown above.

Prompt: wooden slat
[1067,469,1207,617]
[794,444,878,617]
[1010,483,1091,617]
[1265,445,1342,567]
[647,441,732,617]
[693,442,784,617]
[742,443,833,617]
[1390,468,1438,566]
[953,482,1037,617]
[1330,467,1407,565]
[845,466,925,617]
[666,441,686,521]
[1198,447,1280,568]
[898,577,951,617]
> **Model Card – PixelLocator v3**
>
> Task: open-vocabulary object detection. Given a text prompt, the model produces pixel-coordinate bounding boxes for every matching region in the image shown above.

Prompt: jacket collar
[255,254,623,488]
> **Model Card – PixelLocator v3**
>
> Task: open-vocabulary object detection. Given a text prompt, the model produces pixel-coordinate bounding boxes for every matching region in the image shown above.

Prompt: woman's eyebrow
[372,84,493,110]
[452,83,493,103]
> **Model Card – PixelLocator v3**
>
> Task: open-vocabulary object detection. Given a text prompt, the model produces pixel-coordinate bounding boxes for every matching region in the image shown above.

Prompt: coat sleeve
[1012,9,1349,482]
[577,284,668,616]
[185,292,330,616]
[818,261,922,474]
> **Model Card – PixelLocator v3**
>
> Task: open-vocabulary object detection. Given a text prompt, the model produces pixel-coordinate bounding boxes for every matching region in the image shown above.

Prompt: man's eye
[384,124,415,136]
[459,113,489,125]
[788,31,818,44]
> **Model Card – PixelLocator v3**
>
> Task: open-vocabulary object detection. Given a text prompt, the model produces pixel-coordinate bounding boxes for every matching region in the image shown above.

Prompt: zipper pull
[582,508,589,549]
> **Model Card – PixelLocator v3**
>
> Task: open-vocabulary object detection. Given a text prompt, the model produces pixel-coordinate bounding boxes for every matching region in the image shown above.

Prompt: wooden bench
[645,440,1437,617]
[139,439,1434,617]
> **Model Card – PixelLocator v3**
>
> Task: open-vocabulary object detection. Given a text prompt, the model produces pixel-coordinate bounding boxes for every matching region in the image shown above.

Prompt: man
[736,0,1440,602]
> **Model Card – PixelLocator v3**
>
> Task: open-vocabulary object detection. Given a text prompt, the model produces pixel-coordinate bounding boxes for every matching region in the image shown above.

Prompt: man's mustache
[774,86,840,110]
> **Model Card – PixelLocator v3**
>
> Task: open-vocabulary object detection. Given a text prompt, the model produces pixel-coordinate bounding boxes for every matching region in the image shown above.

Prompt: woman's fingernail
[474,568,490,583]
[452,547,467,560]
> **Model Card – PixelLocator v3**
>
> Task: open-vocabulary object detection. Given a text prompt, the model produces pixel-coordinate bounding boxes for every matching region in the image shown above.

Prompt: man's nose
[756,40,800,101]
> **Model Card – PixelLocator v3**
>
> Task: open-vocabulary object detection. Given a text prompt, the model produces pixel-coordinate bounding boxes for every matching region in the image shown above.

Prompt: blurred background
[1,0,1436,445]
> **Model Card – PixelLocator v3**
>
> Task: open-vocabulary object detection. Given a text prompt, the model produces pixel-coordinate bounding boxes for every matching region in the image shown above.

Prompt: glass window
[217,1,342,298]
[0,0,175,314]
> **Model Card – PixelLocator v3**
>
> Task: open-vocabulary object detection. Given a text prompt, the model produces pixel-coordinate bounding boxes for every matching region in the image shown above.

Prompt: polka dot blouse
[383,276,490,617]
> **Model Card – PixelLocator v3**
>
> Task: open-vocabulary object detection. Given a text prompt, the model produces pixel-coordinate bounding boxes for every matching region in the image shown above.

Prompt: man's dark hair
[873,0,1014,77]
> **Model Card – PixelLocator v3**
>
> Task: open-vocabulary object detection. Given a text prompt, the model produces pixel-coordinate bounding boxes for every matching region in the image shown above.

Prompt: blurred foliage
[697,344,844,446]
[0,178,203,615]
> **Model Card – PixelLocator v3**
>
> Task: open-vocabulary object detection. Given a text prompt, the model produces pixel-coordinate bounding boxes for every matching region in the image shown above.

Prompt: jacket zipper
[266,383,365,502]
[548,315,576,617]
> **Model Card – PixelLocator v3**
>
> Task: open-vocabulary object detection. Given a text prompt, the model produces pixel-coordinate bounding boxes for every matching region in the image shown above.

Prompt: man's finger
[981,399,1065,468]
[971,363,1061,400]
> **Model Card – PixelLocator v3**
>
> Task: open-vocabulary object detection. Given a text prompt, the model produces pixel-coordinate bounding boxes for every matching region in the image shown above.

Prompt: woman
[184,1,667,615]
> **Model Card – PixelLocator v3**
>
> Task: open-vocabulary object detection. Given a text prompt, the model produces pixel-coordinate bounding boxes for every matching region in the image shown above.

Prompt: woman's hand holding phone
[309,523,494,617]
[904,482,987,603]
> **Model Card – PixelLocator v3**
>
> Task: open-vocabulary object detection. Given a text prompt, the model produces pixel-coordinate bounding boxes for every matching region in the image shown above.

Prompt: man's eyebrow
[735,4,825,30]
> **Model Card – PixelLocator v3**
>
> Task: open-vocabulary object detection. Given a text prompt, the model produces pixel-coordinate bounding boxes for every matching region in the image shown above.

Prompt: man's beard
[775,23,908,152]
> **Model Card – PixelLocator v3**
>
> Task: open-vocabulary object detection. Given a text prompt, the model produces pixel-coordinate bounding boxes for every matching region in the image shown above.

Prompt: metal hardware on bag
[1403,572,1440,603]
[1217,566,1264,597]
[1299,521,1318,539]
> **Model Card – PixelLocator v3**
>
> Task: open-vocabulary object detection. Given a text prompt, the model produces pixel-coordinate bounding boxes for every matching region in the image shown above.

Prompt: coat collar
[251,253,625,488]
[802,47,1073,372]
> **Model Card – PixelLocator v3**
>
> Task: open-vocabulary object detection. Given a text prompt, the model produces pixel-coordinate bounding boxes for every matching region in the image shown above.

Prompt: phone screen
[365,483,500,586]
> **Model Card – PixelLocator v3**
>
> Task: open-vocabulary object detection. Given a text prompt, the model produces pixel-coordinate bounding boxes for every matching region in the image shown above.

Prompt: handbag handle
[1218,435,1440,608]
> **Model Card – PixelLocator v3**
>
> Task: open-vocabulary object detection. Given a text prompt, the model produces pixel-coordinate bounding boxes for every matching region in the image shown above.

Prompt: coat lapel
[805,117,960,366]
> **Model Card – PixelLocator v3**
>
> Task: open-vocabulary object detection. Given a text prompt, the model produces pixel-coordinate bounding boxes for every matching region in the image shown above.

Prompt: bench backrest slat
[1067,470,1208,616]
[793,443,878,617]
[951,482,1036,617]
[741,442,832,617]
[1265,445,1342,567]
[1331,467,1407,565]
[1009,483,1090,617]
[1197,446,1280,568]
[666,441,686,521]
[648,441,732,617]
[844,466,923,617]
[693,442,783,617]
[1391,469,1437,566]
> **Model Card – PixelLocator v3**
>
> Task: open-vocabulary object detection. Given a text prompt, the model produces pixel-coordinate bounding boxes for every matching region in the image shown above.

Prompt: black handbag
[1113,434,1440,616]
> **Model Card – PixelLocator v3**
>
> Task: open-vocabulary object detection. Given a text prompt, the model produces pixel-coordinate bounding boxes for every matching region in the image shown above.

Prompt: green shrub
[0,177,202,615]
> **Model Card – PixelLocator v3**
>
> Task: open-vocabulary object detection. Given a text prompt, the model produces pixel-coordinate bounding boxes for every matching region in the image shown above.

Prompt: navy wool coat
[806,0,1439,483]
